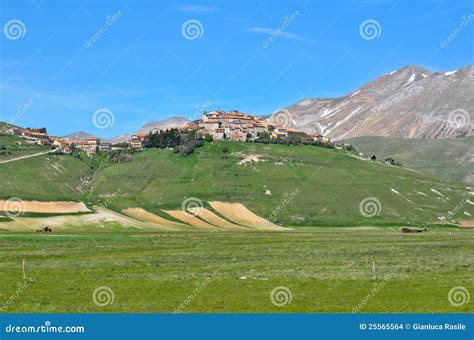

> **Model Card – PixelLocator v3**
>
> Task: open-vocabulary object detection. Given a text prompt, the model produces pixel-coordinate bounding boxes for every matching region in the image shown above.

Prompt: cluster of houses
[125,110,330,148]
[190,110,332,143]
[4,127,112,156]
[3,110,337,154]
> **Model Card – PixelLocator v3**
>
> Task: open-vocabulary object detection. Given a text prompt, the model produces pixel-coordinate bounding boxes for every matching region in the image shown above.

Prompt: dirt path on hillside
[0,200,91,213]
[209,201,288,230]
[0,149,59,164]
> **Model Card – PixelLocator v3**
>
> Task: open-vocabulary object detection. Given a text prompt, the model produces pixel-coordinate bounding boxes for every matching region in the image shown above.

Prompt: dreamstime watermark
[181,197,204,216]
[352,280,387,313]
[0,278,34,311]
[103,189,123,208]
[268,188,300,222]
[174,276,213,313]
[92,286,115,307]
[262,10,300,48]
[447,109,471,130]
[270,109,296,128]
[181,19,204,40]
[448,286,470,307]
[194,100,212,120]
[359,19,382,40]
[10,99,34,128]
[3,19,26,40]
[3,197,26,219]
[84,10,123,48]
[270,286,292,307]
[359,197,382,218]
[5,321,85,334]
[440,14,474,48]
[92,108,115,129]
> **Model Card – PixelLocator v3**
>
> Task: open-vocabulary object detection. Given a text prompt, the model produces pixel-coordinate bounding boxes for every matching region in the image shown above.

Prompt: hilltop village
[2,110,340,156]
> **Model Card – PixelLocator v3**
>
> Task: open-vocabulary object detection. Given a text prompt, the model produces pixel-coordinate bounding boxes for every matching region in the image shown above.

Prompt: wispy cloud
[176,4,217,13]
[246,27,304,41]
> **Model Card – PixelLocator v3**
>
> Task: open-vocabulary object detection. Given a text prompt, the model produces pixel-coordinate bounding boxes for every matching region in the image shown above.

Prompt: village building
[98,143,112,151]
[129,132,147,150]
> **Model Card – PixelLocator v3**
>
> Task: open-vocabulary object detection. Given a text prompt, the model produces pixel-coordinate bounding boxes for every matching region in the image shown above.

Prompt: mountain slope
[274,65,473,140]
[63,131,99,141]
[140,116,190,132]
[347,136,474,183]
[106,116,191,143]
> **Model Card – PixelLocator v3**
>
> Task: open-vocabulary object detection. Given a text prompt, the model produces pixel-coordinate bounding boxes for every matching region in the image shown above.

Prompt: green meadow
[0,227,472,313]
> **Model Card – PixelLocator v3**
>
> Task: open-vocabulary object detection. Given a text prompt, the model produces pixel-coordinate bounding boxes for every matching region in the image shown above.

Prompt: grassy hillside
[0,153,92,201]
[1,140,472,226]
[0,135,50,160]
[88,142,473,226]
[347,136,474,183]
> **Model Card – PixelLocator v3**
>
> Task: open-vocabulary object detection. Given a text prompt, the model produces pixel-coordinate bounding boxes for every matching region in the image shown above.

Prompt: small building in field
[385,157,395,165]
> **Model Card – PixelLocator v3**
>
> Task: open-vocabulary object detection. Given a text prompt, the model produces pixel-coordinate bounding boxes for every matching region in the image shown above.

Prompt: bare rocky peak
[274,64,473,140]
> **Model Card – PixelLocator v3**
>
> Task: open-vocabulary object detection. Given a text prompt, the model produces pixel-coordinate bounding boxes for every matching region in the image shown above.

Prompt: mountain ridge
[271,64,473,140]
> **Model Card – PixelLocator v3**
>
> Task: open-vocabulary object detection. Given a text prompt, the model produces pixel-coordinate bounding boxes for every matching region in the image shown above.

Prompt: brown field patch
[188,207,249,230]
[122,207,189,229]
[209,201,288,230]
[0,200,91,214]
[459,220,474,227]
[0,206,174,232]
[163,210,216,230]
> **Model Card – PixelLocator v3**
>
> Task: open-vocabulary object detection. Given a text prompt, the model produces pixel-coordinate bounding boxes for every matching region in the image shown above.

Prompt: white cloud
[176,4,216,13]
[245,27,304,41]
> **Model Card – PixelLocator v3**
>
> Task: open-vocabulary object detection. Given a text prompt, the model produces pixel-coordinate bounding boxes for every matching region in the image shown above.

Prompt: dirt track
[0,149,59,164]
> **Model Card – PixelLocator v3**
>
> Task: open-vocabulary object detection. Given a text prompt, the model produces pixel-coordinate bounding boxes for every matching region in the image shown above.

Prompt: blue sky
[1,0,473,138]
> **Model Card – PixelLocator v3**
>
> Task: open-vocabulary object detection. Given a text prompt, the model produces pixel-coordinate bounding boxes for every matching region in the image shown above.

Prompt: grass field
[0,227,472,313]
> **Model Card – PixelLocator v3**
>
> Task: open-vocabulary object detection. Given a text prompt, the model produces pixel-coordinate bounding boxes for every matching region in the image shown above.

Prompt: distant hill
[273,64,473,140]
[140,116,190,132]
[63,131,99,141]
[347,136,474,183]
[105,117,191,144]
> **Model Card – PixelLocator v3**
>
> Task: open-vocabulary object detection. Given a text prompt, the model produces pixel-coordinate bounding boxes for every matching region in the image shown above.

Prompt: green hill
[1,141,472,226]
[88,142,472,226]
[0,152,92,201]
[347,136,474,183]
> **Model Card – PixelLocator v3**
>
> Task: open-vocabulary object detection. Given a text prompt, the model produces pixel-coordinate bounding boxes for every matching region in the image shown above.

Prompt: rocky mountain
[272,65,473,140]
[105,116,191,144]
[63,131,99,141]
[140,116,190,132]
